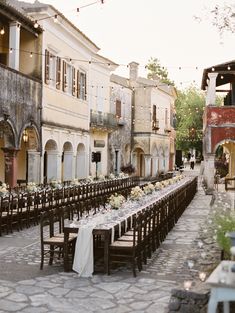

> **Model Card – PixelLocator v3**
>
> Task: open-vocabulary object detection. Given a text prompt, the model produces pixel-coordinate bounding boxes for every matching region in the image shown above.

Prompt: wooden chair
[40,207,77,270]
[0,195,10,236]
[108,212,146,277]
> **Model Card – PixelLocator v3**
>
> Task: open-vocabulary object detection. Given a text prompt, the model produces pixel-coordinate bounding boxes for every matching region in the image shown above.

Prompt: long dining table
[63,176,197,276]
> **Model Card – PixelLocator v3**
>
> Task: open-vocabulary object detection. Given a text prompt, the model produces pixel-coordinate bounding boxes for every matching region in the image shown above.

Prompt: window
[116,100,121,118]
[76,70,80,98]
[72,67,76,96]
[56,57,61,90]
[62,60,67,92]
[165,108,168,125]
[44,49,50,84]
[152,104,158,130]
[79,72,87,100]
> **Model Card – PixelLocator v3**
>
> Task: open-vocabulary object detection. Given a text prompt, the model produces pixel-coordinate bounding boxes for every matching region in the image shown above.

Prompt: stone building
[0,1,42,187]
[16,0,117,183]
[201,61,235,193]
[109,74,132,174]
[109,62,177,178]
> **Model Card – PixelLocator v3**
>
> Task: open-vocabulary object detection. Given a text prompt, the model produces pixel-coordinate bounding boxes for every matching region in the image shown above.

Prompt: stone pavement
[0,166,231,313]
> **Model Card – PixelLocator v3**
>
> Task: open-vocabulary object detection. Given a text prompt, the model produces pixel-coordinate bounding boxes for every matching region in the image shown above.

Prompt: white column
[165,156,169,172]
[203,153,215,194]
[27,150,40,184]
[63,151,73,181]
[206,73,218,106]
[47,151,59,182]
[144,155,151,177]
[9,22,21,70]
[152,157,158,176]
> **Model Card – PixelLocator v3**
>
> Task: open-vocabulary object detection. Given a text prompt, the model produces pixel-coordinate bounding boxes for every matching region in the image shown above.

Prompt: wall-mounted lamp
[23,129,28,143]
[0,27,5,35]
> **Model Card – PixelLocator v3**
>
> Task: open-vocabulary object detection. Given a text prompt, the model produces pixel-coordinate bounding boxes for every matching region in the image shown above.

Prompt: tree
[175,86,205,155]
[146,57,174,85]
[196,2,235,35]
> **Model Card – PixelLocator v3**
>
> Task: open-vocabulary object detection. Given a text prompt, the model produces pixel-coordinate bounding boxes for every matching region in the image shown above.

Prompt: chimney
[129,61,139,81]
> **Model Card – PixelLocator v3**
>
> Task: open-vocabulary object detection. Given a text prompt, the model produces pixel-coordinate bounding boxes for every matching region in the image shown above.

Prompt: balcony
[0,63,42,133]
[90,110,118,132]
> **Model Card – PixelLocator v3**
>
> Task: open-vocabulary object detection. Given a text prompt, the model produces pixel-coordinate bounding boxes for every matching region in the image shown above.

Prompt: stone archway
[62,141,73,181]
[17,126,40,184]
[132,147,145,177]
[214,140,235,180]
[44,139,59,183]
[0,119,17,186]
[76,143,86,179]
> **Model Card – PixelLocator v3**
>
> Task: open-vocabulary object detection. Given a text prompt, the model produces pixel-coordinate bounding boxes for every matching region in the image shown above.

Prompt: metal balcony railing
[90,110,118,131]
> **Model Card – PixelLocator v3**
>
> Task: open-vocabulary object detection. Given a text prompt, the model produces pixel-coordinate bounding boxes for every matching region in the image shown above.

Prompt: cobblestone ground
[0,166,232,313]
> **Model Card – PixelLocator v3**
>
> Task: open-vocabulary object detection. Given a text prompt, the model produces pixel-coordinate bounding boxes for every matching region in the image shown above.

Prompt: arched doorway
[76,143,86,179]
[44,139,58,183]
[62,142,73,181]
[214,140,235,180]
[132,147,145,177]
[0,119,17,186]
[17,126,40,184]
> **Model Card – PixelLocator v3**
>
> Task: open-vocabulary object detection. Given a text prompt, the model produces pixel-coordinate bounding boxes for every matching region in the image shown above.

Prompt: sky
[22,0,235,89]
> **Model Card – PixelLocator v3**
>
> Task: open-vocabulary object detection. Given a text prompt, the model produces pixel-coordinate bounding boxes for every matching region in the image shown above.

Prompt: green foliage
[213,212,235,254]
[146,57,174,86]
[175,85,205,153]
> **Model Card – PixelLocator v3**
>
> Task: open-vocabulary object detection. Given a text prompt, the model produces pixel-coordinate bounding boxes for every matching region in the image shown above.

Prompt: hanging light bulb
[34,20,39,29]
[9,48,13,54]
[221,75,224,79]
[23,130,28,143]
[30,52,33,58]
[227,65,231,70]
[212,67,215,72]
[0,27,5,35]
[53,14,58,23]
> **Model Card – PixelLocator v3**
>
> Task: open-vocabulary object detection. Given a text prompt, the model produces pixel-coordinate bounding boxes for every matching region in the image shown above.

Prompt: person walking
[190,155,196,170]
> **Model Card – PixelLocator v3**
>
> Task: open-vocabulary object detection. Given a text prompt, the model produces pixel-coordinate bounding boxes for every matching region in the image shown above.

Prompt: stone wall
[0,63,42,148]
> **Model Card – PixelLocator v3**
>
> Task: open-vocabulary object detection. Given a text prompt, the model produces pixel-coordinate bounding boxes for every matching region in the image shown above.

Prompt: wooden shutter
[56,57,61,90]
[153,105,157,122]
[76,70,80,98]
[45,49,50,84]
[116,100,121,118]
[84,73,87,100]
[72,67,76,96]
[62,60,67,92]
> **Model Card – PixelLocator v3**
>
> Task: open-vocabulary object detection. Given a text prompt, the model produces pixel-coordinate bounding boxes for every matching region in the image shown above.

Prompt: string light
[0,27,5,35]
[227,65,231,70]
[212,67,215,72]
[33,21,39,29]
[53,15,58,23]
[30,52,33,58]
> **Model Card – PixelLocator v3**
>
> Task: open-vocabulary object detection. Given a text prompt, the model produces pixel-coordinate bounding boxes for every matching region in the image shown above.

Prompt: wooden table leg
[64,231,69,272]
[104,230,110,275]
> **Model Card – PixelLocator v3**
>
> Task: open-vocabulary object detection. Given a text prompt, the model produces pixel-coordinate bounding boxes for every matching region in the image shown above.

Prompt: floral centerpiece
[108,193,125,210]
[109,173,115,180]
[118,172,128,179]
[155,182,163,190]
[143,183,155,195]
[130,186,144,201]
[71,178,80,186]
[0,183,8,196]
[98,174,105,181]
[86,176,94,183]
[50,179,62,189]
[26,182,38,193]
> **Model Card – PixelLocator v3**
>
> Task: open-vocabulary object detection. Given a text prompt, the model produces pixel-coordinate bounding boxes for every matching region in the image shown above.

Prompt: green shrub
[213,213,235,254]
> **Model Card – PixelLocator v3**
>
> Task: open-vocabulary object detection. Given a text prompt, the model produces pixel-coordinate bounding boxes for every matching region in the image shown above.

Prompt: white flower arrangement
[143,183,155,195]
[71,179,80,186]
[118,172,128,179]
[161,180,169,187]
[130,186,144,201]
[86,176,94,183]
[0,183,8,196]
[155,182,163,190]
[50,179,62,189]
[108,193,125,209]
[109,173,115,180]
[26,182,38,193]
[98,174,105,181]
